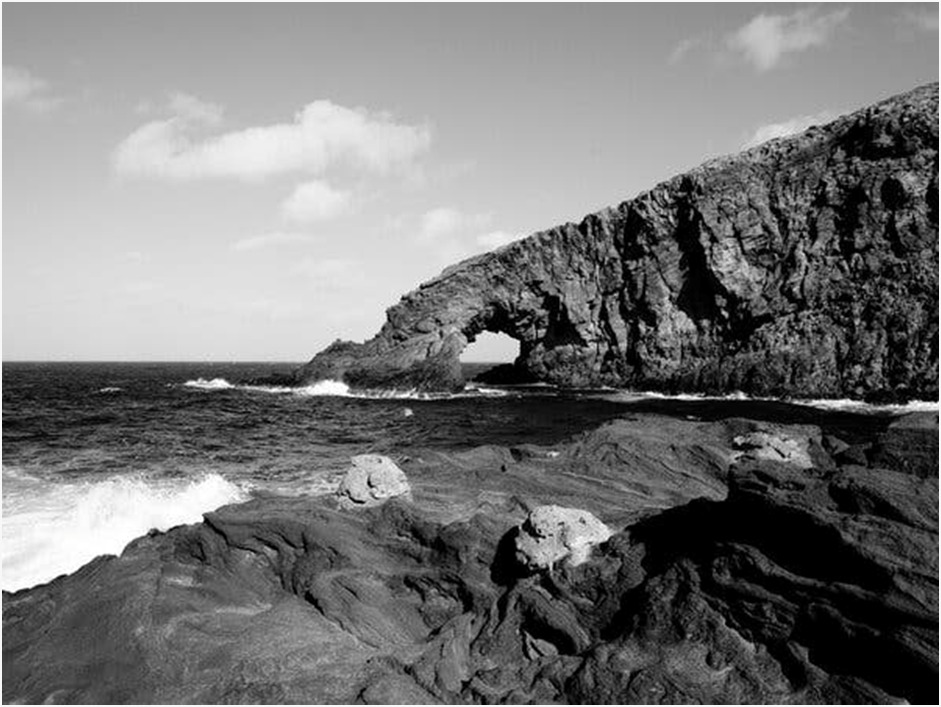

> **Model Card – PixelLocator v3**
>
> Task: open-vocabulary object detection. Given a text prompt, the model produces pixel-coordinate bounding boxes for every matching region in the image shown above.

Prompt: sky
[3,3,938,362]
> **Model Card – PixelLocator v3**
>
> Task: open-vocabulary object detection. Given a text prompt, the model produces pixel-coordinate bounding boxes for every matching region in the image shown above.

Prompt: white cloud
[3,65,60,112]
[167,92,224,126]
[475,230,520,250]
[742,110,837,149]
[113,97,431,181]
[418,207,466,241]
[409,208,522,269]
[291,257,361,291]
[232,231,315,252]
[280,180,353,223]
[668,37,705,64]
[416,207,492,243]
[728,8,849,71]
[901,8,939,33]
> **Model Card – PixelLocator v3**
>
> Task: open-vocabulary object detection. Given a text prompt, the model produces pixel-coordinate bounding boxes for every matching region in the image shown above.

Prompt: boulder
[336,454,410,508]
[731,428,814,469]
[515,505,611,570]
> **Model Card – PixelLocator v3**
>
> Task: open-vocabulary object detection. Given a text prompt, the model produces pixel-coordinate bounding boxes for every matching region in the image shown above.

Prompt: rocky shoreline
[4,409,937,704]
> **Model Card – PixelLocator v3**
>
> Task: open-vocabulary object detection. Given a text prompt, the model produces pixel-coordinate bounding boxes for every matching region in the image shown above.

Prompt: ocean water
[2,361,934,592]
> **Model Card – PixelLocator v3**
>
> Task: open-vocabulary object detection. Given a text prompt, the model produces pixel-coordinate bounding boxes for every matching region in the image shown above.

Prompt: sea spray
[181,377,511,399]
[183,377,236,390]
[1,471,247,592]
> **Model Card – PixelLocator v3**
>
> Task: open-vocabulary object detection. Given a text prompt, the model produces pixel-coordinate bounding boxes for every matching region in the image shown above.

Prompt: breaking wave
[181,377,936,412]
[1,470,248,592]
[183,377,235,390]
[599,389,939,414]
[181,378,511,399]
[790,398,939,414]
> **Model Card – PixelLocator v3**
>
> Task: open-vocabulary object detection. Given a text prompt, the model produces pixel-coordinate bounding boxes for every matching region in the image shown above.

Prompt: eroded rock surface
[298,83,939,397]
[3,411,936,704]
[514,506,611,570]
[336,454,411,508]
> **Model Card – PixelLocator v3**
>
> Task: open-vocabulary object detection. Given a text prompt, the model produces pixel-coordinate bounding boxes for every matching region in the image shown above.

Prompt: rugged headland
[4,84,939,705]
[298,83,939,398]
[3,408,938,703]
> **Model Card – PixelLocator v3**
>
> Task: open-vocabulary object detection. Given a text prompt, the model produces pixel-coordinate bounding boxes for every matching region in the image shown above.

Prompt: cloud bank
[728,8,849,71]
[3,65,60,112]
[901,8,939,33]
[411,207,520,264]
[113,98,431,181]
[743,110,837,149]
[475,231,520,250]
[280,180,353,223]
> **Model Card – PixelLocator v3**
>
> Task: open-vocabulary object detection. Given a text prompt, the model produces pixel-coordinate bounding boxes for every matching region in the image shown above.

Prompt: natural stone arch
[296,84,939,398]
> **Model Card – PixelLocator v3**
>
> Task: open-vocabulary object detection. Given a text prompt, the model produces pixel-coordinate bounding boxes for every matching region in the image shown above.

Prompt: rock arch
[296,84,939,398]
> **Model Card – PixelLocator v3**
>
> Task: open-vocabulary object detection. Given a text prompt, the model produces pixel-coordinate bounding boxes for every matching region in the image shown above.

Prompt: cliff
[297,83,939,397]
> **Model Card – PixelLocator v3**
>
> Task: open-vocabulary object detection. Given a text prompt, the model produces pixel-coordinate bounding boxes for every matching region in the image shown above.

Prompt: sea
[2,361,937,593]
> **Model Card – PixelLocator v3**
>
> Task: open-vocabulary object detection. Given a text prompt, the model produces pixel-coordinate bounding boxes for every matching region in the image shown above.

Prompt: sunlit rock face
[297,83,939,398]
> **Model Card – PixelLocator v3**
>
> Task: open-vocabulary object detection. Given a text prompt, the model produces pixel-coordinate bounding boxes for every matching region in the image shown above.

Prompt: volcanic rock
[336,454,411,508]
[297,83,939,398]
[514,505,611,571]
[731,426,815,468]
[4,409,936,704]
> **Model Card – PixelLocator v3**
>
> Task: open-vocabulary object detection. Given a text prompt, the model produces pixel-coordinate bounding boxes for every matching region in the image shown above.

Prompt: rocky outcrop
[298,83,939,397]
[3,411,936,704]
[514,506,611,570]
[731,422,819,469]
[336,454,411,508]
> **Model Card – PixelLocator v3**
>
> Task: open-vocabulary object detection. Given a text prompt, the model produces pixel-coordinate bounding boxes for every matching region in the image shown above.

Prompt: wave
[789,398,939,414]
[96,386,124,394]
[599,389,939,414]
[180,376,936,412]
[183,377,235,390]
[181,378,512,400]
[1,471,248,592]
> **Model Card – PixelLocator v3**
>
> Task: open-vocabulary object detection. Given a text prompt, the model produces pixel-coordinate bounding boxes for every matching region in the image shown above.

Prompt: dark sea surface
[2,361,932,592]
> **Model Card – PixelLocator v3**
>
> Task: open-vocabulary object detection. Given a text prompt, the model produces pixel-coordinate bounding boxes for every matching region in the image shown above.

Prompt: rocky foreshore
[4,409,937,704]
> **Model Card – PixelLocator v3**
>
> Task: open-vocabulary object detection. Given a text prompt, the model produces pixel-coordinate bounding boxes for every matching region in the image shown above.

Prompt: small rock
[336,454,411,508]
[822,434,850,457]
[515,505,611,571]
[732,430,813,469]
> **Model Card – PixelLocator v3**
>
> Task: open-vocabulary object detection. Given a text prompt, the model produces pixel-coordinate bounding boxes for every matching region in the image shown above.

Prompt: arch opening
[460,330,537,385]
[461,330,519,364]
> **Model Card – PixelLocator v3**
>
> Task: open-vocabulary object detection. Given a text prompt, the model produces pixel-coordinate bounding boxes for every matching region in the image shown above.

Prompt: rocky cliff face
[298,84,939,397]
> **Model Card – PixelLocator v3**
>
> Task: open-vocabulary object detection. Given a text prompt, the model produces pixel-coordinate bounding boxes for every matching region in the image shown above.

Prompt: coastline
[4,408,937,703]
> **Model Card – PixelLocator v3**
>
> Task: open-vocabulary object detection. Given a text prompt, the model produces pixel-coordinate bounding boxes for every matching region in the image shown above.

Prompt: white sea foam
[790,398,939,414]
[97,386,123,394]
[183,377,235,390]
[296,379,353,396]
[181,376,937,411]
[1,470,248,592]
[180,378,511,400]
[599,389,939,414]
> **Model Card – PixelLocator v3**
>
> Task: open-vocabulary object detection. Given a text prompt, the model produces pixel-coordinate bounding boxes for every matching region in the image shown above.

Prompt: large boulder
[336,454,411,508]
[514,505,611,570]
